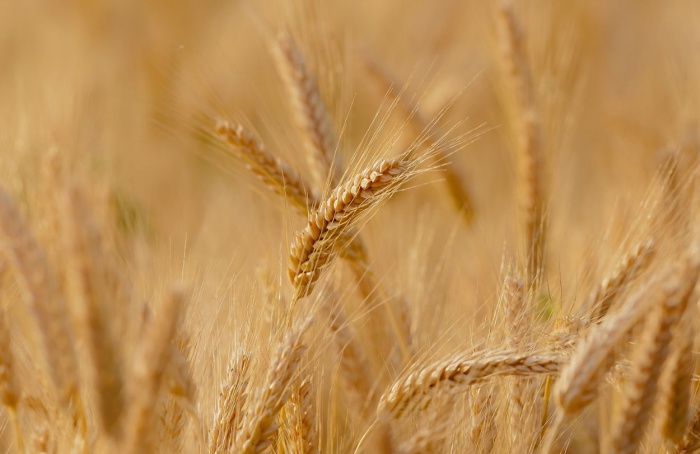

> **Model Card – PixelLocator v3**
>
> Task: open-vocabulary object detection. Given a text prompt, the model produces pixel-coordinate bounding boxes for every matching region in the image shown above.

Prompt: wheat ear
[282,379,318,454]
[545,259,696,452]
[361,52,475,223]
[552,267,670,416]
[325,303,374,412]
[209,351,251,454]
[160,397,187,453]
[470,386,497,453]
[215,120,369,270]
[498,1,544,285]
[274,31,340,189]
[216,120,410,358]
[234,321,309,453]
[380,350,561,418]
[657,306,695,446]
[59,184,124,436]
[123,290,184,453]
[396,403,450,454]
[502,274,539,448]
[610,260,699,453]
[161,338,197,451]
[503,273,528,346]
[588,238,655,321]
[543,281,669,453]
[0,188,79,407]
[0,309,22,451]
[288,146,431,303]
[168,341,196,406]
[677,405,700,453]
[216,121,316,214]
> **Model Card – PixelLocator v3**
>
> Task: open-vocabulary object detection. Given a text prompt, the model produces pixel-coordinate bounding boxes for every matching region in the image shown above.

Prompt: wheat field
[1,0,700,453]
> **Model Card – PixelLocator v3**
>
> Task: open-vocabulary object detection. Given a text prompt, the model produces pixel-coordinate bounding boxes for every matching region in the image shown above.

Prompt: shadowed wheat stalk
[0,188,80,409]
[124,290,185,453]
[58,183,125,436]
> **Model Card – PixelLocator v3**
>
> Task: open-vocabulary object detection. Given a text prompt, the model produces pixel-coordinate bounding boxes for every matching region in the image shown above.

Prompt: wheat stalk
[210,351,251,454]
[325,303,374,413]
[470,386,497,453]
[553,268,669,417]
[657,308,695,446]
[0,188,79,408]
[288,145,433,302]
[380,350,561,418]
[274,31,340,190]
[124,289,184,453]
[281,379,318,454]
[216,119,410,358]
[588,238,656,321]
[610,260,699,453]
[216,121,316,214]
[58,183,124,436]
[497,1,545,285]
[234,321,309,453]
[0,308,22,452]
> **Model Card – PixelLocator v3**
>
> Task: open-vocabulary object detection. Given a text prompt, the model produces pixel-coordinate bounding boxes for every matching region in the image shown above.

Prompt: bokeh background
[1,0,700,451]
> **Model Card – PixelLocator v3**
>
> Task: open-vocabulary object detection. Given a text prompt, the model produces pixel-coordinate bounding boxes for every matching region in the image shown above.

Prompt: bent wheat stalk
[215,120,364,268]
[379,350,561,418]
[288,145,435,304]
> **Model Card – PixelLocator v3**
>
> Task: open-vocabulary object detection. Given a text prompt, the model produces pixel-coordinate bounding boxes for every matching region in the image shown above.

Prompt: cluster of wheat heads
[2,0,700,453]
